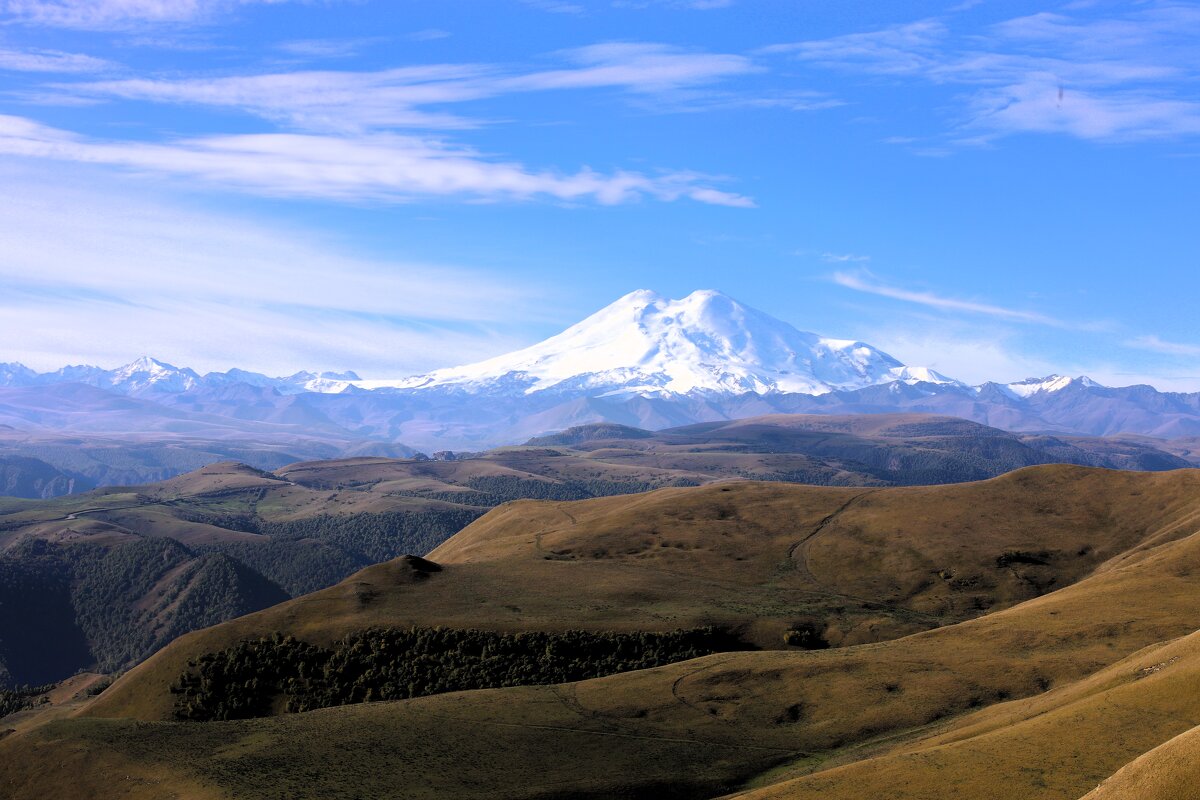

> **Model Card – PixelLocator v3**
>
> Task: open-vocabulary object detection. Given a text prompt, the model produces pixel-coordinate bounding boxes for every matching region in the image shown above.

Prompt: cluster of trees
[0,504,487,688]
[0,540,92,686]
[0,683,54,718]
[464,475,692,503]
[259,510,483,564]
[69,537,287,674]
[172,625,737,721]
[0,536,287,687]
[0,468,713,690]
[196,539,361,596]
[183,507,485,594]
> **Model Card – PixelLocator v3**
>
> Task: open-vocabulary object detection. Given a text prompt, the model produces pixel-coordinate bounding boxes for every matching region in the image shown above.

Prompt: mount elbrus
[4,290,1200,455]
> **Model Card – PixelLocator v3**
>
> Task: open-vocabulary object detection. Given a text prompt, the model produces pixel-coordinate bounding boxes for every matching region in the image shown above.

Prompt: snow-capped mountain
[0,357,200,396]
[6,289,1200,450]
[0,358,362,397]
[0,363,37,387]
[0,292,961,401]
[373,289,956,397]
[997,375,1102,399]
[104,357,202,394]
[281,370,363,395]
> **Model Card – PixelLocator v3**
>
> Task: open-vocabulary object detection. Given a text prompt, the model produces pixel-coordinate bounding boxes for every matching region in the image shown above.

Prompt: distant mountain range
[5,290,1200,459]
[0,356,360,397]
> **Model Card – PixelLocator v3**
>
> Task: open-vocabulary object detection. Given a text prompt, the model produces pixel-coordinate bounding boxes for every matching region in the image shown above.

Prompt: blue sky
[0,0,1198,388]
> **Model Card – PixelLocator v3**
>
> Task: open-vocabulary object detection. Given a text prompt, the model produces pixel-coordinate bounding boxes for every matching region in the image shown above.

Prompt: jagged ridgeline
[171,625,744,721]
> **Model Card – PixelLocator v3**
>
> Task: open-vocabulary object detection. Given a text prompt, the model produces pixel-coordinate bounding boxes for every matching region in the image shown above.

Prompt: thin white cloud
[62,65,490,130]
[0,114,754,206]
[614,0,735,8]
[833,270,1062,325]
[519,0,584,14]
[0,45,113,72]
[0,162,545,375]
[858,328,1062,386]
[516,42,759,93]
[761,20,947,73]
[406,29,451,42]
[862,321,1200,392]
[965,81,1200,141]
[765,5,1200,142]
[60,43,761,132]
[14,43,761,207]
[1127,334,1200,358]
[821,252,869,263]
[1,0,296,28]
[1,296,533,378]
[275,38,386,60]
[0,41,782,212]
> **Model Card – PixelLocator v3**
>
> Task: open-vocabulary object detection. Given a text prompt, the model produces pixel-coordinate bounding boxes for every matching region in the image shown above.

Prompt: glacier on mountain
[359,289,955,397]
[15,289,1200,450]
[998,375,1102,399]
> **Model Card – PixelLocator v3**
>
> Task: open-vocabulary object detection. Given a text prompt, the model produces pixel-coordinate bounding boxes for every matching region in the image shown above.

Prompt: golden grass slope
[6,466,1200,798]
[1080,720,1200,800]
[86,465,1200,724]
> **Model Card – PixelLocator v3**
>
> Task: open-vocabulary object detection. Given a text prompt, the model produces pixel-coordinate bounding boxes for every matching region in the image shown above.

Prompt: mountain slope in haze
[524,413,1195,487]
[0,456,94,499]
[13,467,1200,799]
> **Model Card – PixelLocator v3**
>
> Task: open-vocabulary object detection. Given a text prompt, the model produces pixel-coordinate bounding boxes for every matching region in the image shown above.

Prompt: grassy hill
[5,466,1200,798]
[0,461,485,686]
[77,465,1200,722]
[6,411,1184,688]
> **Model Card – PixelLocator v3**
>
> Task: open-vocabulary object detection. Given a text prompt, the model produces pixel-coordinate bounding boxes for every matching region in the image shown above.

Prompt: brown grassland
[4,464,1200,798]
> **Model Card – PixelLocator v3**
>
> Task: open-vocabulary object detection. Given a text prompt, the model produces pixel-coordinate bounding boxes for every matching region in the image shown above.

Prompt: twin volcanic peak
[381,289,957,396]
[3,289,1093,402]
[4,289,1191,448]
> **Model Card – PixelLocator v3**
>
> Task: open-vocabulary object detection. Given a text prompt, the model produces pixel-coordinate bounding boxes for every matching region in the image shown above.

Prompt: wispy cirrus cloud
[519,0,584,14]
[275,37,387,60]
[855,326,1064,386]
[0,114,755,206]
[0,163,548,375]
[274,30,451,60]
[0,45,114,72]
[58,43,760,131]
[614,0,734,8]
[832,270,1063,326]
[821,252,869,263]
[764,3,1200,143]
[0,0,298,28]
[522,0,734,9]
[1126,334,1200,358]
[762,20,946,73]
[13,42,760,206]
[66,65,491,130]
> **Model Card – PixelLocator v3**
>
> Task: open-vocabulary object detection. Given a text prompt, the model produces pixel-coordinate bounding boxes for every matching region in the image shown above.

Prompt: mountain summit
[389,289,955,396]
[13,289,1200,450]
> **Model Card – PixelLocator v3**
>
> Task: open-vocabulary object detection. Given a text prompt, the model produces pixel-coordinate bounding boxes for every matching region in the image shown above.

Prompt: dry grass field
[5,464,1200,798]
